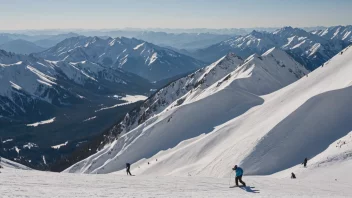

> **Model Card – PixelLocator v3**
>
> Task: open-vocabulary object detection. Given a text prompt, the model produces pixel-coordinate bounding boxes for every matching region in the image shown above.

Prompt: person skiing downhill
[232,165,246,186]
[126,163,132,176]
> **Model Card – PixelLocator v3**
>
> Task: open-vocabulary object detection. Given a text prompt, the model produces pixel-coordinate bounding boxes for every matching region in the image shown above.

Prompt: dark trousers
[235,176,246,186]
[127,168,132,176]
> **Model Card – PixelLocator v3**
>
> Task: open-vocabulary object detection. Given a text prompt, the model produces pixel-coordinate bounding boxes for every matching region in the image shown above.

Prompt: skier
[302,158,308,168]
[126,163,132,176]
[291,172,296,179]
[232,165,246,187]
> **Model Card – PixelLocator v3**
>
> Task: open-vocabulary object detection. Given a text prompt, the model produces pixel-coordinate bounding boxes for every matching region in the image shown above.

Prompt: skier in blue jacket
[232,165,246,186]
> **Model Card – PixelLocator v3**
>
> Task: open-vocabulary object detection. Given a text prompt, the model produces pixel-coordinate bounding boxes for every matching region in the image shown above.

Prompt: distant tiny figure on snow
[302,158,308,168]
[148,162,150,165]
[126,163,132,176]
[291,172,296,179]
[156,159,158,162]
[232,165,246,186]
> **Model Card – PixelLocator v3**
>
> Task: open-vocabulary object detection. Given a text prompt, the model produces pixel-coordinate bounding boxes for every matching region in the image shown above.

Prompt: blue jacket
[235,167,243,176]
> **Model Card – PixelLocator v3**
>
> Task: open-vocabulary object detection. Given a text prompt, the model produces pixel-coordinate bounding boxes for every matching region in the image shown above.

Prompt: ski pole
[229,170,234,187]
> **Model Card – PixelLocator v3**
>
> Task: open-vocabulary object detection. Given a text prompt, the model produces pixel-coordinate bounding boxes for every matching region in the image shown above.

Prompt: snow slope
[93,52,244,143]
[65,47,309,175]
[275,131,352,182]
[1,168,352,197]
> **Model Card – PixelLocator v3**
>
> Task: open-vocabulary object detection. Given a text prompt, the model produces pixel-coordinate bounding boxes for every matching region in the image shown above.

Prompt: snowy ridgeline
[312,25,352,42]
[194,26,349,71]
[0,49,151,121]
[0,157,31,170]
[96,47,308,148]
[38,36,204,81]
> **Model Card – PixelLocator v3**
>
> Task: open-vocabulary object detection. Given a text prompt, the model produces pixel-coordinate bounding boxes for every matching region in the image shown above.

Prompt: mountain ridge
[38,36,205,81]
[192,26,350,71]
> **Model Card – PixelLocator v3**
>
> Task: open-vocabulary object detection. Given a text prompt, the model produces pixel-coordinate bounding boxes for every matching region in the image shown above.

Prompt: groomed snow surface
[1,163,352,197]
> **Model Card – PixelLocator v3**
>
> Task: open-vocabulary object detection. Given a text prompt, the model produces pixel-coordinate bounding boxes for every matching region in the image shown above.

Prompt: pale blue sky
[0,0,351,30]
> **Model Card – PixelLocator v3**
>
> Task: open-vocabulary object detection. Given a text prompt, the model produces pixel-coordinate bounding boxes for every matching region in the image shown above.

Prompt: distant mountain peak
[38,36,204,81]
[0,39,45,54]
[249,30,267,37]
[273,26,309,37]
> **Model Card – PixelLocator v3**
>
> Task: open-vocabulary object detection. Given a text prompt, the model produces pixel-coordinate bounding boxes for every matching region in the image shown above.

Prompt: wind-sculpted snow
[38,36,204,81]
[66,48,309,175]
[67,87,265,174]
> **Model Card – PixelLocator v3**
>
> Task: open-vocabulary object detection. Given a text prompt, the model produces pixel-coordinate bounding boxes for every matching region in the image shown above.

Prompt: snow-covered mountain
[92,52,245,143]
[0,49,155,169]
[66,45,352,177]
[193,27,349,71]
[0,50,150,120]
[0,50,80,120]
[312,25,352,42]
[0,39,46,54]
[65,47,311,174]
[38,36,205,81]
